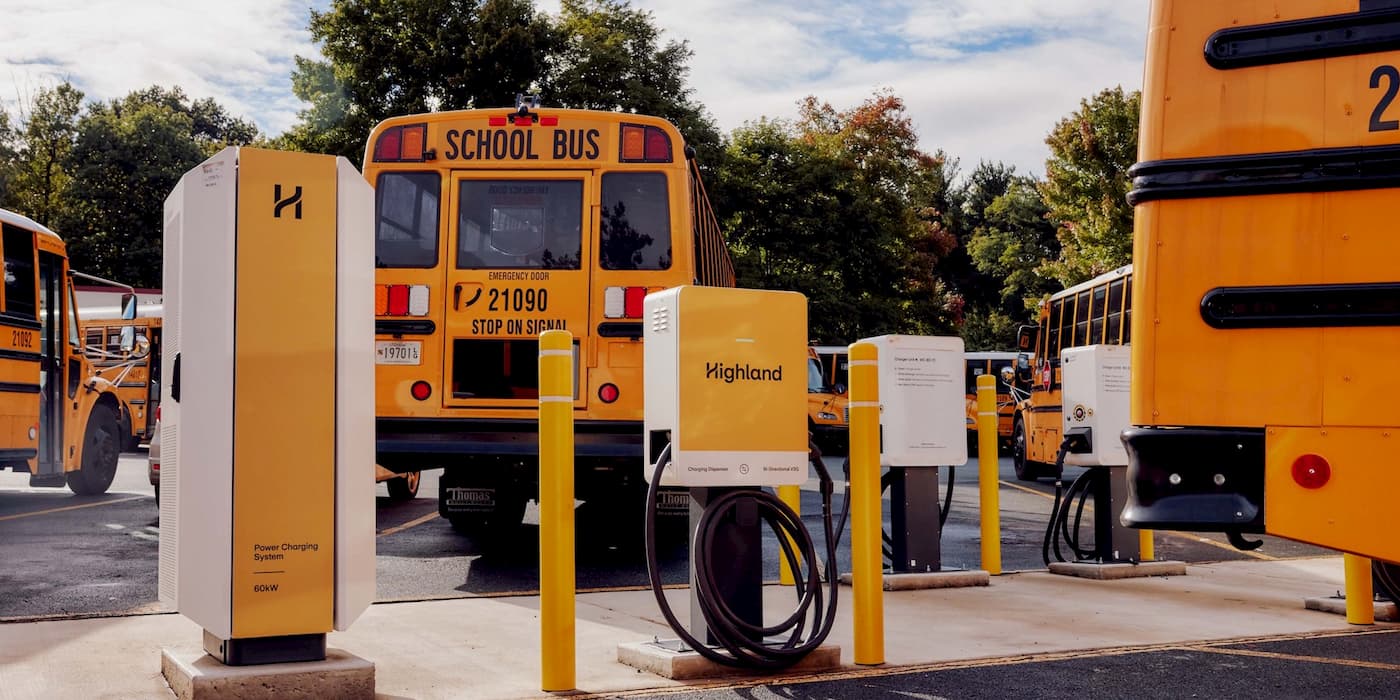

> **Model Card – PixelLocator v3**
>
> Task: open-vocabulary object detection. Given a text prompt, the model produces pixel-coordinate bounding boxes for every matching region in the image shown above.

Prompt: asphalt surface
[0,449,1332,619]
[624,629,1400,700]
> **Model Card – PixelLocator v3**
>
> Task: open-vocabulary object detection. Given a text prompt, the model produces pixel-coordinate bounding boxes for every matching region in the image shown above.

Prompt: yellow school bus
[80,307,162,450]
[1010,265,1131,480]
[0,208,130,494]
[964,351,1019,450]
[364,101,734,539]
[807,346,848,454]
[1123,1,1400,568]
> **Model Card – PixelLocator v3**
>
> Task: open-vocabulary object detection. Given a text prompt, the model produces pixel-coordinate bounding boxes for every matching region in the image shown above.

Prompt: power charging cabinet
[1060,344,1131,467]
[861,335,967,468]
[159,147,376,665]
[643,286,809,487]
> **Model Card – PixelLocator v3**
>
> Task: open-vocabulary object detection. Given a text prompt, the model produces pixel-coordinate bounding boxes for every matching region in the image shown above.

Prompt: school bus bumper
[1120,426,1265,534]
[375,417,642,466]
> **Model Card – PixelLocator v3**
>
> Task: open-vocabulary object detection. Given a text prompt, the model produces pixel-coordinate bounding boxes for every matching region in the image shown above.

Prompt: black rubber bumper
[376,417,642,465]
[1120,426,1266,533]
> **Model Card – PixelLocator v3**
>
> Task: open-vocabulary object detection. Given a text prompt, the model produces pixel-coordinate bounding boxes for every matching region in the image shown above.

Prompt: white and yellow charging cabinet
[633,286,840,672]
[159,147,375,665]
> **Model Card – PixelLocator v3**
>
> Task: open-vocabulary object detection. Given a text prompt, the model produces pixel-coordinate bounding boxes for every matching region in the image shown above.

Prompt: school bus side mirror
[832,383,846,396]
[999,366,1015,386]
[1016,324,1039,352]
[121,293,137,321]
[120,327,136,352]
[1015,352,1033,383]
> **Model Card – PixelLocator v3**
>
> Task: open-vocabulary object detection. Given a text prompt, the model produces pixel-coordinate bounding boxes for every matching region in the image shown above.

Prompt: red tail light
[387,285,410,316]
[155,405,161,422]
[605,286,654,319]
[372,124,428,162]
[1292,454,1331,489]
[624,287,646,319]
[411,381,432,401]
[489,116,507,127]
[598,383,620,403]
[619,123,674,163]
[373,127,402,162]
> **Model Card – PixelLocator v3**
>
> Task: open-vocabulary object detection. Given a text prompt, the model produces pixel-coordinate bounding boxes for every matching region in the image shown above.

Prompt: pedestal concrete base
[1303,596,1400,622]
[838,569,990,590]
[617,640,841,680]
[161,648,374,700]
[1048,560,1187,580]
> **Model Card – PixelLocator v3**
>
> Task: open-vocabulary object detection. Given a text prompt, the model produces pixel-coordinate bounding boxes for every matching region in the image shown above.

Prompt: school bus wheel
[67,404,121,496]
[386,470,421,501]
[1375,559,1400,603]
[1012,416,1048,482]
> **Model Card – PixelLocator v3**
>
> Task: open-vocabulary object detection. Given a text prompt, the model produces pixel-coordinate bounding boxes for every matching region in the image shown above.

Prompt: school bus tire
[67,404,121,496]
[1012,416,1048,482]
[1375,559,1400,603]
[386,471,421,501]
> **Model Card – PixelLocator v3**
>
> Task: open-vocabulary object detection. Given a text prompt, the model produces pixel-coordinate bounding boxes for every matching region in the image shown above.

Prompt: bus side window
[1106,278,1125,344]
[1047,298,1063,363]
[1057,296,1074,361]
[1123,277,1133,344]
[1090,284,1107,344]
[1073,291,1091,347]
[2,223,38,321]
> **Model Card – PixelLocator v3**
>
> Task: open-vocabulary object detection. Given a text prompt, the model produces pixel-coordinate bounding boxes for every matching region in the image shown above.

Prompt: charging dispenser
[633,285,840,673]
[861,335,965,573]
[159,147,375,665]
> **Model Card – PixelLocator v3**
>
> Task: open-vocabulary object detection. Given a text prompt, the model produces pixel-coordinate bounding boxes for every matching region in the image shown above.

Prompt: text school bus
[365,100,734,541]
[0,208,129,494]
[1123,0,1400,569]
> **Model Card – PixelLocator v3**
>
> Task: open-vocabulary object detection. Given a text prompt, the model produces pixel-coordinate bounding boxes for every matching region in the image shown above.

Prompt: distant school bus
[806,346,848,454]
[1123,1,1400,567]
[364,100,734,540]
[811,345,849,394]
[80,304,162,450]
[963,351,1019,450]
[0,208,130,494]
[1010,265,1132,481]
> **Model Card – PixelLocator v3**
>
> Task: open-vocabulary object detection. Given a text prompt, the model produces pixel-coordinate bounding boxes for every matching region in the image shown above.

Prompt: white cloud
[0,0,1149,175]
[0,0,317,135]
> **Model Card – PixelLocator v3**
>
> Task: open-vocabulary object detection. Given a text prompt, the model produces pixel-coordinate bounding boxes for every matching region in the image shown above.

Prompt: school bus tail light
[619,124,673,163]
[411,381,432,401]
[372,123,429,162]
[598,383,620,403]
[1292,453,1331,489]
[604,286,649,319]
[379,284,430,317]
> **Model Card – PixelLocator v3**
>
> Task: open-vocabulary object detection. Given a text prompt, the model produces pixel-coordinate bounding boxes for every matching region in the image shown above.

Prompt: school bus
[1010,265,1132,480]
[964,351,1020,450]
[0,208,131,494]
[80,305,162,450]
[811,345,848,394]
[1123,1,1400,570]
[807,346,848,454]
[364,101,734,539]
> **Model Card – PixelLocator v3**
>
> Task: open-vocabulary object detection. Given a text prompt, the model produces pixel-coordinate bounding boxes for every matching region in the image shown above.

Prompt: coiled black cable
[832,458,955,565]
[1042,438,1109,565]
[643,444,840,669]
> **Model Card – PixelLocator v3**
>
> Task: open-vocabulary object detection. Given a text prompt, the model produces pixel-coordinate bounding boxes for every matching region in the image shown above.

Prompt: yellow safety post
[975,374,1001,576]
[1140,529,1155,562]
[778,484,801,586]
[848,341,884,665]
[539,330,576,691]
[1344,553,1375,626]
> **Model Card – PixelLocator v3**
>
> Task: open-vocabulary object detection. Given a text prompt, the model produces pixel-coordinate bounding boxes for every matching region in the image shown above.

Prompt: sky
[0,0,1149,177]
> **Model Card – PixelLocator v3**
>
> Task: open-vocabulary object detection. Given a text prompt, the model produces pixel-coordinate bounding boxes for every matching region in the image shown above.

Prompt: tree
[4,83,84,226]
[1039,86,1140,285]
[0,111,17,204]
[713,92,959,343]
[964,177,1062,348]
[56,87,256,286]
[282,0,722,167]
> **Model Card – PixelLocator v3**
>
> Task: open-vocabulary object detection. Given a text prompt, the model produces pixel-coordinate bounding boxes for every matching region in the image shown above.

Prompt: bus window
[808,357,825,392]
[2,224,37,320]
[1089,284,1107,345]
[600,172,671,270]
[1047,298,1063,362]
[1057,296,1074,358]
[1106,278,1125,344]
[1122,280,1132,345]
[457,180,582,269]
[375,172,440,268]
[1072,291,1090,347]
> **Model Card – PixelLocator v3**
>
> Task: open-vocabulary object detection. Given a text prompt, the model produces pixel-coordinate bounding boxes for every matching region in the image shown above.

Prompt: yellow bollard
[1139,529,1155,562]
[848,341,884,665]
[1344,553,1375,625]
[539,330,576,691]
[778,484,801,586]
[975,374,1001,576]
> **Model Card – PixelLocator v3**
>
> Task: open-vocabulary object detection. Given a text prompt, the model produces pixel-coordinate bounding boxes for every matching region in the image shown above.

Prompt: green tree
[5,83,84,226]
[965,176,1062,347]
[0,111,18,204]
[713,92,959,343]
[56,87,256,286]
[1039,85,1140,285]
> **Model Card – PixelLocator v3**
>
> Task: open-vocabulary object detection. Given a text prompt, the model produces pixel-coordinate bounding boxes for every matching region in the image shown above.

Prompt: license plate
[376,341,421,365]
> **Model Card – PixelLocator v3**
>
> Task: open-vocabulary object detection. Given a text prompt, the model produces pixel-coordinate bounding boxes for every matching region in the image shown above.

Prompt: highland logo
[705,362,783,383]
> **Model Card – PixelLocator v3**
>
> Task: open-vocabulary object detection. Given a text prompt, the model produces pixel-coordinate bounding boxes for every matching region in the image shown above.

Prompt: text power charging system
[641,285,838,669]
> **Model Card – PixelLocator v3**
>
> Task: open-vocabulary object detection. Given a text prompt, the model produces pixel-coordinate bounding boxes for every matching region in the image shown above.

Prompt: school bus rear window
[600,172,671,270]
[456,180,582,270]
[375,172,440,268]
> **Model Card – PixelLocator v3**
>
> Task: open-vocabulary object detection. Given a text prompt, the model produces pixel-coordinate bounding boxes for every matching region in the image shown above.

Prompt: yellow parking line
[1185,645,1400,672]
[0,495,146,523]
[376,511,440,537]
[997,480,1275,561]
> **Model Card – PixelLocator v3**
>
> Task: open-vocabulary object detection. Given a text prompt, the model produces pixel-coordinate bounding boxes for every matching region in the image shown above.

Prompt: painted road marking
[377,511,440,538]
[1185,645,1400,672]
[0,495,146,522]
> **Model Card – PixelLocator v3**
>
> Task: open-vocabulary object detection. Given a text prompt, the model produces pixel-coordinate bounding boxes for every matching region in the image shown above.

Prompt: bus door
[444,170,591,409]
[36,251,66,478]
